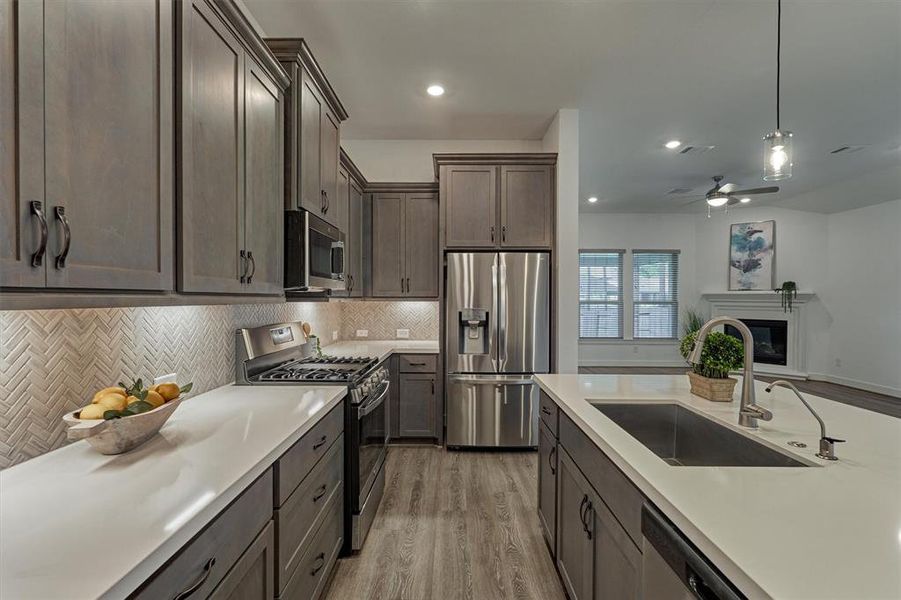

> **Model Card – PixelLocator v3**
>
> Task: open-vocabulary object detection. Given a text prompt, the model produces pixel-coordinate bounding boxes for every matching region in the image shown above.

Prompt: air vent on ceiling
[678,145,716,155]
[830,145,867,154]
[667,188,693,195]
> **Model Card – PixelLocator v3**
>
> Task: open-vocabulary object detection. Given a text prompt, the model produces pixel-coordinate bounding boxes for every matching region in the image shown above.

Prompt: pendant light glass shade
[763,129,792,181]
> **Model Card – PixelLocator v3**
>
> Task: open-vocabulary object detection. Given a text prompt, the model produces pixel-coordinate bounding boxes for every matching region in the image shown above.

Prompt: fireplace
[725,319,788,366]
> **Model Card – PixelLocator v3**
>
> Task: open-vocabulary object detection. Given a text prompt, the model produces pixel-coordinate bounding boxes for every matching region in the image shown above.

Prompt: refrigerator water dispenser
[458,308,489,354]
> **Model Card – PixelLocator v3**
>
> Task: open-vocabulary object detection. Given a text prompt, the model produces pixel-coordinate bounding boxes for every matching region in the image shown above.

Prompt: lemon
[145,390,165,409]
[92,387,126,404]
[155,382,180,401]
[96,394,128,412]
[79,404,106,420]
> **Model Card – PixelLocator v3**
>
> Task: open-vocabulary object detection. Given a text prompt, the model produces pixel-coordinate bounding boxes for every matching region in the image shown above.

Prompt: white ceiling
[244,0,901,214]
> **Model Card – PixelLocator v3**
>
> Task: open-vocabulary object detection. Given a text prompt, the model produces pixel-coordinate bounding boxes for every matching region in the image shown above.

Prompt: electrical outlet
[332,330,338,341]
[396,328,410,339]
[834,358,842,368]
[154,372,177,385]
[356,329,368,338]
[632,346,639,354]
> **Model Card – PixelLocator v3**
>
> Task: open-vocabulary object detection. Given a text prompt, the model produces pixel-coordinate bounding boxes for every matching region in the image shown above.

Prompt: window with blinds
[579,251,624,338]
[633,251,679,339]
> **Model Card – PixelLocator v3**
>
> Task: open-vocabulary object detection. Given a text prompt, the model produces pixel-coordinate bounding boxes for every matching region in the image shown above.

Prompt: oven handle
[357,381,390,419]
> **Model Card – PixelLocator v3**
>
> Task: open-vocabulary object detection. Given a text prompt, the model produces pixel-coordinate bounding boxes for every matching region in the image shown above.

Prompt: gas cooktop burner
[297,355,375,365]
[255,355,378,383]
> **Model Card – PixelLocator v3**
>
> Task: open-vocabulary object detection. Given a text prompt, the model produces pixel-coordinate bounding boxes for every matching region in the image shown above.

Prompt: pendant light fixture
[763,0,793,181]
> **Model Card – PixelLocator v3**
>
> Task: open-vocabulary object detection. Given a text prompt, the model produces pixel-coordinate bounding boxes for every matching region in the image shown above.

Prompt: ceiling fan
[681,176,779,209]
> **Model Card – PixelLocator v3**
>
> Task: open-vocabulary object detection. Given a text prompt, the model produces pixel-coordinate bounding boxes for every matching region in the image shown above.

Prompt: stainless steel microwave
[285,210,345,291]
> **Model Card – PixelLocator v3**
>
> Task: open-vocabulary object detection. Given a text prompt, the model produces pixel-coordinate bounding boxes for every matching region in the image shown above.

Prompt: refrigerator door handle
[491,256,499,372]
[498,258,508,371]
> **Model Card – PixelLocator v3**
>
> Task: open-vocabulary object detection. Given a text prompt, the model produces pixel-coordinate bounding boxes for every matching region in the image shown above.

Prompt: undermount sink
[592,403,808,467]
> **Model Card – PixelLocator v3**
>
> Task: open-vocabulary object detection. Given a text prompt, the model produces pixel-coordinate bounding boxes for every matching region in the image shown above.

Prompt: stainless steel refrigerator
[445,252,550,447]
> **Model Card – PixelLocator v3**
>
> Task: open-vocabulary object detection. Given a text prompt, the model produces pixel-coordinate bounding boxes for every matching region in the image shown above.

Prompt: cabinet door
[444,165,497,248]
[0,0,45,287]
[538,422,557,554]
[43,0,173,290]
[178,0,245,294]
[500,165,553,248]
[556,447,594,600]
[335,167,350,236]
[398,374,436,438]
[404,193,439,297]
[319,107,340,226]
[243,56,283,295]
[370,193,405,297]
[209,521,275,600]
[590,490,642,600]
[346,180,364,297]
[299,70,322,216]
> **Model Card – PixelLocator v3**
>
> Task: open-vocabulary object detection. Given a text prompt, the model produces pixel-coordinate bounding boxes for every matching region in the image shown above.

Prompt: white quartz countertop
[0,384,347,600]
[322,339,439,363]
[535,374,901,600]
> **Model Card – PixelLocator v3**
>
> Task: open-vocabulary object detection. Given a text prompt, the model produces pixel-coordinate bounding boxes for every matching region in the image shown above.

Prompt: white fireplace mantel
[701,291,817,378]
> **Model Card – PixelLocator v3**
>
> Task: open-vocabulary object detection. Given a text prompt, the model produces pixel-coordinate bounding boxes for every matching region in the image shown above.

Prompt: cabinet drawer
[559,413,643,547]
[279,484,344,600]
[398,354,437,373]
[276,434,344,594]
[539,391,558,436]
[132,470,273,599]
[276,402,344,506]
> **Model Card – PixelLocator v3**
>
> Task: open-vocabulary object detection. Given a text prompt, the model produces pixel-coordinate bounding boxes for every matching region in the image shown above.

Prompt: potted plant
[775,280,798,312]
[679,330,744,401]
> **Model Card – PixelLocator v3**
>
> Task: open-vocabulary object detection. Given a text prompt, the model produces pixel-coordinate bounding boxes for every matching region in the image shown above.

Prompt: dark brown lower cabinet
[209,521,276,600]
[538,421,557,554]
[397,373,437,438]
[556,447,594,600]
[590,492,642,600]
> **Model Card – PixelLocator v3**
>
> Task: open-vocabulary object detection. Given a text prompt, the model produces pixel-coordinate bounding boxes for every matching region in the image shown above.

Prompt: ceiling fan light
[706,194,729,208]
[764,130,793,181]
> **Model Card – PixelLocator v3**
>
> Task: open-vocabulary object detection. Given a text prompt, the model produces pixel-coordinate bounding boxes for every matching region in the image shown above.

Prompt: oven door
[356,380,389,507]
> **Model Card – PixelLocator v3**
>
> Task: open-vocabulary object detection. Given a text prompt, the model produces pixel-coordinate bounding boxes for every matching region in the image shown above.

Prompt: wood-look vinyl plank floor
[325,448,565,600]
[579,367,901,418]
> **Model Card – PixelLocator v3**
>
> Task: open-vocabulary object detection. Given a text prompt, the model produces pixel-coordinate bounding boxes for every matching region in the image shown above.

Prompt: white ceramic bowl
[63,396,184,455]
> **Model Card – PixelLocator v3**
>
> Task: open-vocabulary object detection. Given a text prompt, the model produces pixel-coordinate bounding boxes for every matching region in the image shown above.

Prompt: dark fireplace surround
[725,319,788,366]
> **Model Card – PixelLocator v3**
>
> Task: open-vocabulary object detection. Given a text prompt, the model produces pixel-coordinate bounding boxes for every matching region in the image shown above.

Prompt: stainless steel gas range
[235,322,388,553]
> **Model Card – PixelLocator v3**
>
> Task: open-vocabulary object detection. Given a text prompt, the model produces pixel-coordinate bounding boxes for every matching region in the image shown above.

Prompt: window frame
[578,249,625,340]
[631,249,680,340]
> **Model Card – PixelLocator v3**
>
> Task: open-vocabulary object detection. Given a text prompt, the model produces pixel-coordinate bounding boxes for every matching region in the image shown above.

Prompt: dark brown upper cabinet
[1,0,174,291]
[178,0,288,295]
[266,39,348,229]
[370,187,439,299]
[336,149,365,297]
[436,154,556,250]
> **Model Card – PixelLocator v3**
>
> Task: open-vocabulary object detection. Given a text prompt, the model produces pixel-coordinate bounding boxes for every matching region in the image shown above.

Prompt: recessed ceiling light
[664,140,681,149]
[587,196,598,204]
[426,84,445,97]
[740,197,751,203]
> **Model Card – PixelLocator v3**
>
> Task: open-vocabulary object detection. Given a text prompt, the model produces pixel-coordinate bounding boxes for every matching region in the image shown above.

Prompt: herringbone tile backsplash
[0,300,437,468]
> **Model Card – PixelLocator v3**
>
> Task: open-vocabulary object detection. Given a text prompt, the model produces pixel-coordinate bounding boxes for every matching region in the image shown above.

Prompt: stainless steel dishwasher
[641,504,745,600]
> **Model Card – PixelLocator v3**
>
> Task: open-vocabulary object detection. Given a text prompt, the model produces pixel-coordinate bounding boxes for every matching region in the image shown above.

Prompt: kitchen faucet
[687,316,773,428]
[765,379,844,460]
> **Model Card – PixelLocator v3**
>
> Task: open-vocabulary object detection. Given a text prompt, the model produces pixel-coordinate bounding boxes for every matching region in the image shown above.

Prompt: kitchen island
[535,374,901,599]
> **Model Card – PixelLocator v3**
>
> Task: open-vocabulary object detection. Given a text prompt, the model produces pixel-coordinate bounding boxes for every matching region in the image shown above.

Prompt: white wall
[578,214,696,366]
[544,110,580,374]
[821,200,901,395]
[341,139,542,181]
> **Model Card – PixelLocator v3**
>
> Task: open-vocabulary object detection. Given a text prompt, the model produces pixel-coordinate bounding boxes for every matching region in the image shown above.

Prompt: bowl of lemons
[62,378,193,455]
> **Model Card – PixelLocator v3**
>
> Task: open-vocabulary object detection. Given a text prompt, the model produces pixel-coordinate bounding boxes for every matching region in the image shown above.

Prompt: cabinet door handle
[310,552,326,576]
[53,206,71,269]
[321,190,329,214]
[502,225,507,243]
[173,557,216,600]
[406,277,410,294]
[548,445,556,475]
[239,250,247,283]
[246,251,255,284]
[312,434,328,450]
[29,201,48,267]
[490,226,495,242]
[312,483,327,502]
[582,498,593,540]
[347,274,354,292]
[431,379,435,395]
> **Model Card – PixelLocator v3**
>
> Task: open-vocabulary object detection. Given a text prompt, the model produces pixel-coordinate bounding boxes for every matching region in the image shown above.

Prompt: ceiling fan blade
[730,186,779,196]
[679,197,705,207]
[719,183,738,193]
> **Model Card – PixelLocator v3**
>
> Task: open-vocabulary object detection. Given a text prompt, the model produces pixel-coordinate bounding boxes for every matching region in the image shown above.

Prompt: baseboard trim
[807,372,901,399]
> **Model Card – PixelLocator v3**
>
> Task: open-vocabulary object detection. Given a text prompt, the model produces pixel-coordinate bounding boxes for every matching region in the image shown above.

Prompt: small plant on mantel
[679,330,744,401]
[775,280,798,313]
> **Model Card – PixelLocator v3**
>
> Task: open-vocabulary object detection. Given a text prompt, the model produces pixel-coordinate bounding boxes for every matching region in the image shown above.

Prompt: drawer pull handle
[312,435,328,450]
[540,406,552,416]
[312,484,327,502]
[29,201,48,267]
[310,552,326,576]
[173,557,216,600]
